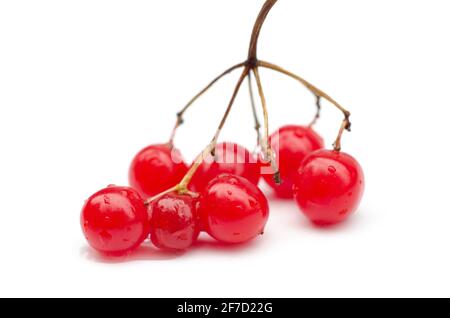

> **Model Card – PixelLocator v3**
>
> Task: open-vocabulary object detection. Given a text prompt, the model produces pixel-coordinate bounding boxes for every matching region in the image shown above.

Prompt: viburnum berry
[262,125,324,198]
[81,186,149,254]
[190,142,260,192]
[293,149,365,225]
[148,192,200,251]
[129,144,188,198]
[198,174,269,244]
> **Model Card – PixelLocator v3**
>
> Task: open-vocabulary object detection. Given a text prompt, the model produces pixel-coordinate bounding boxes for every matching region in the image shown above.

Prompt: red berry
[198,174,269,244]
[293,150,365,225]
[262,125,324,198]
[81,186,149,254]
[149,193,200,250]
[129,144,188,198]
[190,142,260,191]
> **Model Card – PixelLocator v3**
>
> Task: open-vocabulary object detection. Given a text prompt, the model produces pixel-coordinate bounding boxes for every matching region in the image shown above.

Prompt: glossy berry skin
[198,174,269,244]
[81,186,149,254]
[149,193,200,251]
[293,150,365,225]
[129,144,188,198]
[262,125,324,198]
[190,142,260,192]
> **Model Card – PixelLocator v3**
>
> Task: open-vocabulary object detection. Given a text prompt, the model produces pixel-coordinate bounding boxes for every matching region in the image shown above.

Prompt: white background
[1,0,449,297]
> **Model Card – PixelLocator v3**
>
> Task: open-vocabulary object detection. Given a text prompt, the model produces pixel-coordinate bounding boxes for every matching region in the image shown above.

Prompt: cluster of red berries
[81,143,269,253]
[80,0,365,256]
[81,129,364,254]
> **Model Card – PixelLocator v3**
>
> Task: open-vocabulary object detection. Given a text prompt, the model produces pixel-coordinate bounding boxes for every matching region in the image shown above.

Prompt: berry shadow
[299,210,369,233]
[80,241,184,263]
[189,233,265,254]
[265,192,294,202]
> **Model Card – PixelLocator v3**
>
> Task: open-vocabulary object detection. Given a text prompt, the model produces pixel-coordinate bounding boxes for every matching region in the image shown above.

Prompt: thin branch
[252,68,269,157]
[252,67,280,184]
[248,0,278,61]
[168,62,246,145]
[258,60,351,151]
[258,61,350,116]
[177,67,250,191]
[248,72,262,146]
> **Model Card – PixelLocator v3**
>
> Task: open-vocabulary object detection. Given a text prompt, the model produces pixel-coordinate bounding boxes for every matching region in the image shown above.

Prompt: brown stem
[333,117,351,152]
[248,0,278,61]
[168,62,246,146]
[258,60,351,151]
[169,0,279,147]
[247,72,262,146]
[309,95,322,127]
[252,68,269,158]
[252,67,280,184]
[177,67,250,191]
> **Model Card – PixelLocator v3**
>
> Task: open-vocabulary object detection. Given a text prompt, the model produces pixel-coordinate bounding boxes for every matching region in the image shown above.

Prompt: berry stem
[168,62,246,146]
[176,67,250,192]
[257,60,351,151]
[252,68,269,155]
[247,72,262,146]
[333,116,351,152]
[252,66,281,184]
